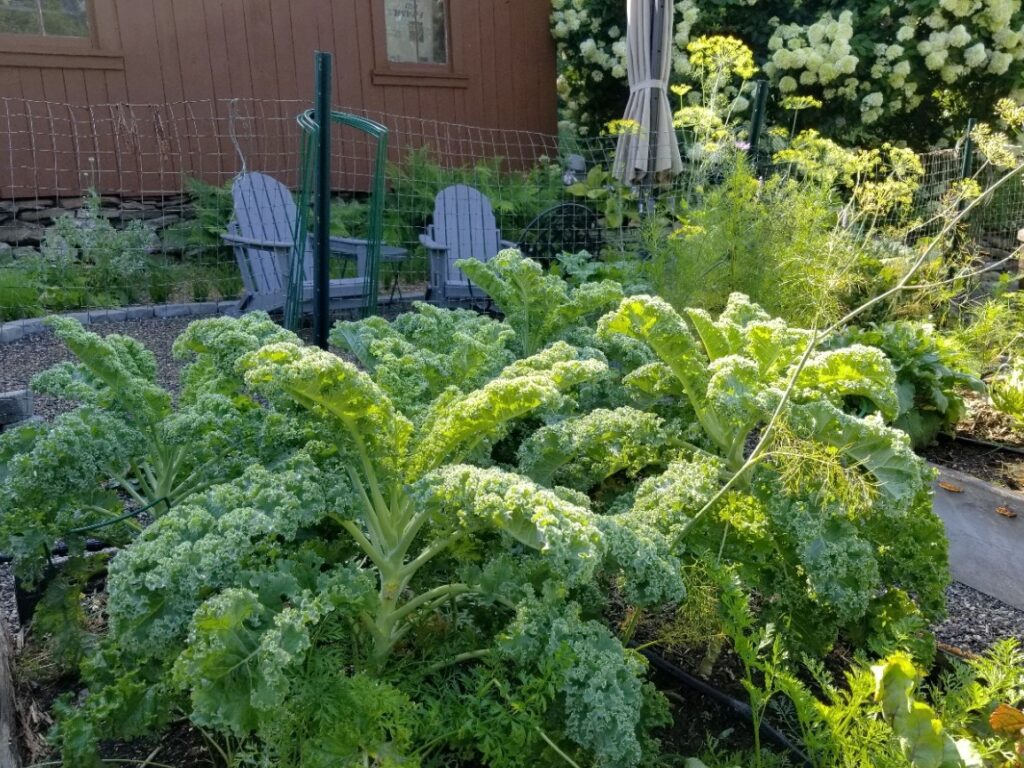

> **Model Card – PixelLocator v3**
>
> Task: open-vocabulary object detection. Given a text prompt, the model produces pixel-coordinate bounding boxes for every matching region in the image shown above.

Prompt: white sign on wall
[385,0,447,65]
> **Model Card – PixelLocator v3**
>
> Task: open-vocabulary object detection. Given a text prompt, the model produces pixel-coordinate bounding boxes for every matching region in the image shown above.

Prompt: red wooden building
[0,0,558,196]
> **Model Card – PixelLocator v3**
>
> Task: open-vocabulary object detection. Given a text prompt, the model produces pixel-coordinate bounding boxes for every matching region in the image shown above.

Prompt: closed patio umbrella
[612,0,682,186]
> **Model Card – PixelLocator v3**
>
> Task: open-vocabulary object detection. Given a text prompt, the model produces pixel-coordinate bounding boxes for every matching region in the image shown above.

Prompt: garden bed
[2,298,1023,766]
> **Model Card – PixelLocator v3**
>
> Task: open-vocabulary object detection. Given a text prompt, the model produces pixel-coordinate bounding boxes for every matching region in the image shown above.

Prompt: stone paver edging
[0,301,240,344]
[931,463,1024,610]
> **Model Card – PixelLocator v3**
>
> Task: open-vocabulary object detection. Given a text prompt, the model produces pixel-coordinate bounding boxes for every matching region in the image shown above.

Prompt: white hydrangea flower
[838,54,858,74]
[863,91,884,108]
[989,50,1014,73]
[925,49,949,69]
[897,25,916,42]
[947,25,971,47]
[964,42,989,67]
[779,75,798,92]
[608,25,620,38]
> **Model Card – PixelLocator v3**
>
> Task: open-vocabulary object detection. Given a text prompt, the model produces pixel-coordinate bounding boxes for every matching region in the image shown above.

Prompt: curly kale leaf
[241,342,414,481]
[34,317,170,422]
[0,409,140,581]
[599,295,712,416]
[793,345,900,420]
[106,461,334,657]
[517,406,670,490]
[500,601,651,767]
[172,587,324,735]
[760,486,881,625]
[408,342,606,479]
[786,400,931,510]
[831,321,983,448]
[456,250,623,356]
[411,465,603,585]
[596,516,686,606]
[331,302,516,418]
[173,311,300,402]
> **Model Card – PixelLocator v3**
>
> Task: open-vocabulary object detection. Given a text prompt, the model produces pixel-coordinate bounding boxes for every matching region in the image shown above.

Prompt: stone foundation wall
[0,194,192,259]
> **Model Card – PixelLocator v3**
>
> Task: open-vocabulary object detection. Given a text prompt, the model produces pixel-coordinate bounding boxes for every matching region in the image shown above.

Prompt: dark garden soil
[921,394,1024,492]
[923,435,1024,492]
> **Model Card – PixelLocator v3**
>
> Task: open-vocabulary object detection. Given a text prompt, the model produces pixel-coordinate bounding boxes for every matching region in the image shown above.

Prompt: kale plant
[594,292,949,653]
[832,321,983,448]
[57,322,685,767]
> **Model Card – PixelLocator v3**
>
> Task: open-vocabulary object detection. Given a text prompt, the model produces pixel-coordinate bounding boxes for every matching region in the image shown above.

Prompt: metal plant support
[288,52,389,337]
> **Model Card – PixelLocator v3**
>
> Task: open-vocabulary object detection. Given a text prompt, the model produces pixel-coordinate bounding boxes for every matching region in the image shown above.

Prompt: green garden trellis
[285,63,389,334]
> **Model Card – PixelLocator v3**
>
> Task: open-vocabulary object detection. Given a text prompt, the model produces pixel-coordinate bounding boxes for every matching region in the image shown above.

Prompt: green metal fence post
[313,51,332,349]
[747,80,769,171]
[959,117,977,186]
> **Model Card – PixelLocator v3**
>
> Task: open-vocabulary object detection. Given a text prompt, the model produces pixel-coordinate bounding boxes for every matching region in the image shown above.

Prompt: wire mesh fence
[1,96,1021,326]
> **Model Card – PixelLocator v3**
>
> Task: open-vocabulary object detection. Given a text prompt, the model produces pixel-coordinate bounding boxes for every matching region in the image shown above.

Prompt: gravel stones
[0,315,191,420]
[934,582,1024,655]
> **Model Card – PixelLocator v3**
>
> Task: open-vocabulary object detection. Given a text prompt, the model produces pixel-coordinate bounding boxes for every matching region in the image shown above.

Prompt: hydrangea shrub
[551,0,1024,145]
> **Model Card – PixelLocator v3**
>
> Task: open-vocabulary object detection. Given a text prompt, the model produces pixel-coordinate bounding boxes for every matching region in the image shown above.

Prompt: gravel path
[0,317,191,419]
[934,582,1024,655]
[3,314,1024,656]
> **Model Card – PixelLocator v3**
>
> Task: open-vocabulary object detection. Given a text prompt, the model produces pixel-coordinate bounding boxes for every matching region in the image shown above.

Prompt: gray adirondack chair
[419,184,515,306]
[224,172,368,313]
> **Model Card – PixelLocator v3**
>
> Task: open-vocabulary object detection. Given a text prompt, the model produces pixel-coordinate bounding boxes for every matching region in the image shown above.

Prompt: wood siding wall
[0,0,558,196]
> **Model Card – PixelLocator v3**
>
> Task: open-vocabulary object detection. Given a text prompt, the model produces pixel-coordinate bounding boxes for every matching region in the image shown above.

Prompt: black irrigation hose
[639,649,814,768]
[950,434,1024,457]
[0,496,168,564]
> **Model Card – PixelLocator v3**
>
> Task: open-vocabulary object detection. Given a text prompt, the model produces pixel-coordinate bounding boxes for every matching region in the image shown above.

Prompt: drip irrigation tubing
[639,649,814,768]
[950,434,1024,457]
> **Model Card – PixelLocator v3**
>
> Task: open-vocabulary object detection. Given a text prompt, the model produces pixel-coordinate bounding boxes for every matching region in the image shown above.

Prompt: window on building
[384,0,447,65]
[0,0,90,38]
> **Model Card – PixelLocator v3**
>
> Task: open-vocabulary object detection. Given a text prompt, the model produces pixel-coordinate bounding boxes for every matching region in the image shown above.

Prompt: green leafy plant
[990,361,1024,428]
[161,177,234,259]
[0,266,41,321]
[708,564,1024,768]
[455,249,624,356]
[56,317,685,767]
[832,321,984,448]
[566,165,640,229]
[39,191,156,304]
[0,314,300,586]
[597,292,948,653]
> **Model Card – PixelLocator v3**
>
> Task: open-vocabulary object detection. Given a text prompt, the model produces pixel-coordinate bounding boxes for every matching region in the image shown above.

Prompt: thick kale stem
[346,466,387,549]
[336,517,388,572]
[398,534,460,581]
[391,583,471,624]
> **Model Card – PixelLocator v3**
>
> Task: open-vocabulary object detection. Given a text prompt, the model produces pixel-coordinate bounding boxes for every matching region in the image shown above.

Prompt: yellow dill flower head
[687,35,758,80]
[780,95,824,111]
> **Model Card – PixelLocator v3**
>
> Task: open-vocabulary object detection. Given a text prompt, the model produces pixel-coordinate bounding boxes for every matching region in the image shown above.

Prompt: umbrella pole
[644,0,666,217]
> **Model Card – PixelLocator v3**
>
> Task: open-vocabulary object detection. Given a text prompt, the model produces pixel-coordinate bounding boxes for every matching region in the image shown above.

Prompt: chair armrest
[222,232,295,251]
[419,233,448,251]
[499,239,518,249]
